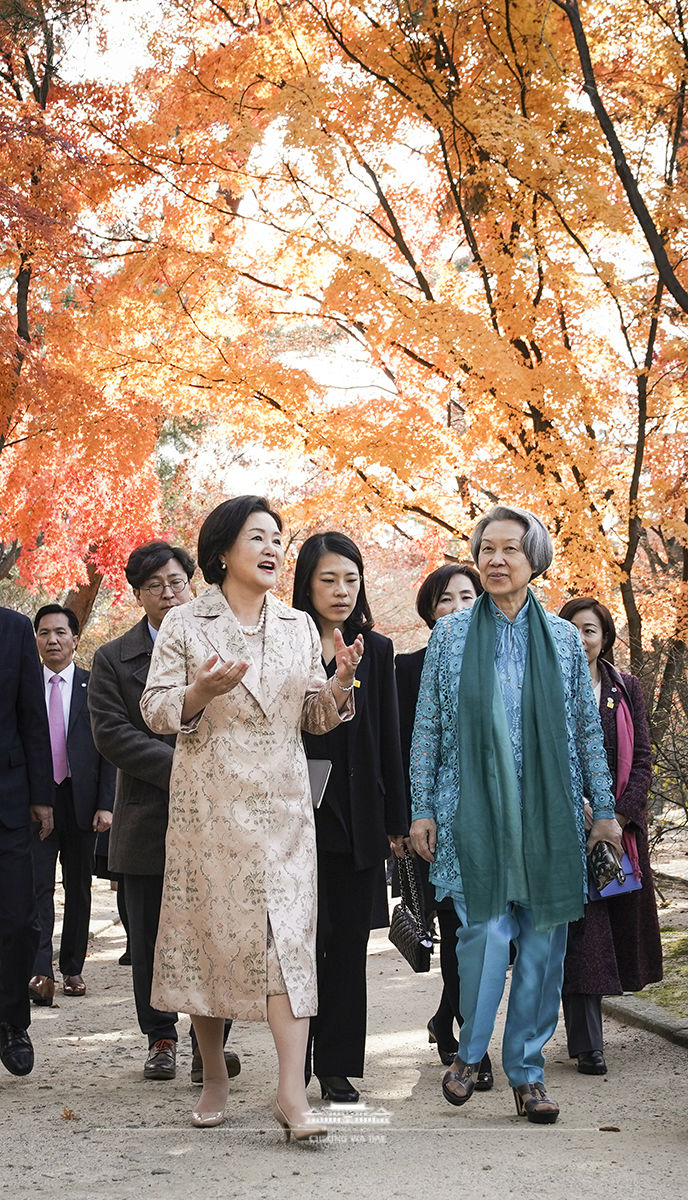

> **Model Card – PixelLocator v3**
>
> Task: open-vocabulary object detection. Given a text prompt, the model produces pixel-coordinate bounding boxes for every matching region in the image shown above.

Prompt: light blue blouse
[493,596,528,788]
[410,602,615,904]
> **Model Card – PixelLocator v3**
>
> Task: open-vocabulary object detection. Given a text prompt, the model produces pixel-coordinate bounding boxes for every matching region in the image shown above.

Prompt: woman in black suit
[293,532,407,1103]
[396,564,493,1088]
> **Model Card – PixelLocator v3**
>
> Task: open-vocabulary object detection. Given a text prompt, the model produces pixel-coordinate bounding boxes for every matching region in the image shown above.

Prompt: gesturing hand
[182,654,250,723]
[333,628,364,690]
[193,654,250,704]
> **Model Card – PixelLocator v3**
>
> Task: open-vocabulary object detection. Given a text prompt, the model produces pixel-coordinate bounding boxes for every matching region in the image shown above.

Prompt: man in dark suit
[0,606,53,1078]
[88,541,237,1084]
[29,605,115,1006]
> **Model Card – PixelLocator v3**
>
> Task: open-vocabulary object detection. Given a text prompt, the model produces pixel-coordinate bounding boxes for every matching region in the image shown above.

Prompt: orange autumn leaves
[0,1,685,690]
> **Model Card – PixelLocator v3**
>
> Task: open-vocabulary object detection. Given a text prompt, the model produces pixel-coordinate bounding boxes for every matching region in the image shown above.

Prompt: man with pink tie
[28,605,115,1006]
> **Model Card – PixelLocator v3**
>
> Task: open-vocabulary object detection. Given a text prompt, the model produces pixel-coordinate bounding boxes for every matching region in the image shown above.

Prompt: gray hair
[469,505,553,578]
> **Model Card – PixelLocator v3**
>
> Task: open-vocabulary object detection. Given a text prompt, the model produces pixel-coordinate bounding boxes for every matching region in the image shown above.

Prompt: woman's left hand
[332,628,364,689]
[388,834,406,859]
[587,816,623,857]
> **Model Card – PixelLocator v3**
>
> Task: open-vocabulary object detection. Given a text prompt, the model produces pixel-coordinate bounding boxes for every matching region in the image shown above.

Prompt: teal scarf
[453,589,584,930]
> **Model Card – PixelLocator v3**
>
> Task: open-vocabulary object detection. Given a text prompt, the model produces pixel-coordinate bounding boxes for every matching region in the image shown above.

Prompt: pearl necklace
[240,601,266,637]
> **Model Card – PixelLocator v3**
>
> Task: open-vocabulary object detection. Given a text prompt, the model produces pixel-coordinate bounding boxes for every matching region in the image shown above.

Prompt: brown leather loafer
[513,1082,559,1124]
[63,975,86,997]
[144,1039,177,1080]
[29,976,55,1007]
[190,1047,241,1085]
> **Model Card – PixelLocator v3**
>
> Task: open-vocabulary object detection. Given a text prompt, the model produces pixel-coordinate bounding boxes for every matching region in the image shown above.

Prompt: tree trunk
[0,540,21,579]
[64,560,103,631]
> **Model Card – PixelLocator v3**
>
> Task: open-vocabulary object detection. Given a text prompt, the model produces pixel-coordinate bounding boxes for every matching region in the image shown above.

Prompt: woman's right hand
[182,654,250,721]
[409,817,437,863]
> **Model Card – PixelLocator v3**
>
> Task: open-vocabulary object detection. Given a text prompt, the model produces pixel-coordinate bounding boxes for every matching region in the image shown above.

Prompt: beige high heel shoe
[273,1100,327,1143]
[191,1106,226,1128]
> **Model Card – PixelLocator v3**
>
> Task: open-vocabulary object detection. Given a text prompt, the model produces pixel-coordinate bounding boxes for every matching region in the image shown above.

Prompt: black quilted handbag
[388,850,434,972]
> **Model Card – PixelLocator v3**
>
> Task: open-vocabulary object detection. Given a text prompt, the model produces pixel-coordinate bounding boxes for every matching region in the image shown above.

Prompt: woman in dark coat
[559,598,662,1074]
[293,532,407,1104]
[396,563,492,1088]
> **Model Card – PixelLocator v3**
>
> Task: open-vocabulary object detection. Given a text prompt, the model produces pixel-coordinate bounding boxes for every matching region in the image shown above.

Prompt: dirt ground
[2,880,688,1200]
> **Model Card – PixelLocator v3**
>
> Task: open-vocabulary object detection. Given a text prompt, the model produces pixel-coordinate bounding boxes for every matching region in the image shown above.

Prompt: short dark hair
[292,531,374,638]
[125,540,196,591]
[559,597,616,661]
[198,496,282,586]
[416,563,483,630]
[34,604,80,637]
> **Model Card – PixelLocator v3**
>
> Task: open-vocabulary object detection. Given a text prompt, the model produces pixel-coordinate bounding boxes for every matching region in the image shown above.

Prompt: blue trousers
[453,899,567,1086]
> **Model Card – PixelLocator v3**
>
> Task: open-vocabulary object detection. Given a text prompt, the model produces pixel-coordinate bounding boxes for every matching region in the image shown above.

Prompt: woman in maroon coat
[559,599,662,1075]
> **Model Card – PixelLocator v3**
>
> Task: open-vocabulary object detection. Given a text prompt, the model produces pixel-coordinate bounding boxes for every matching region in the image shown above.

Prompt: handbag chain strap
[400,851,427,934]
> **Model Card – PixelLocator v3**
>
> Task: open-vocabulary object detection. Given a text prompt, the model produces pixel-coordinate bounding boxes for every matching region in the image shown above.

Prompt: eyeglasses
[141,577,190,597]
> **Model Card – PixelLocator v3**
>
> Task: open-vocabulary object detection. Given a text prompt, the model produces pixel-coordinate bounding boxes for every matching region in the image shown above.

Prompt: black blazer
[394,647,426,820]
[63,665,115,831]
[0,607,53,829]
[89,617,175,876]
[302,629,408,871]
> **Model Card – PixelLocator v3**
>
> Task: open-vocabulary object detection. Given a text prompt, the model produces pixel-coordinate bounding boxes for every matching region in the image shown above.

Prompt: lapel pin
[606,697,614,708]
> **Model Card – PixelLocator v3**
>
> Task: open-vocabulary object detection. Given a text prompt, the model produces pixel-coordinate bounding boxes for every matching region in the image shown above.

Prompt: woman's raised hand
[182,654,250,723]
[333,628,364,689]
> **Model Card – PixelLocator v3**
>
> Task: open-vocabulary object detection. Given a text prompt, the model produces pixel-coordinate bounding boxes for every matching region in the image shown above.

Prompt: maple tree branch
[618,276,665,671]
[357,160,434,301]
[553,0,688,311]
[436,130,500,333]
[651,510,688,741]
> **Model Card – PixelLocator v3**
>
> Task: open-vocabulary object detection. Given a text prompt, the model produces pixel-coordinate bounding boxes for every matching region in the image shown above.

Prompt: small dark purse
[588,841,624,892]
[588,838,642,901]
[388,850,434,973]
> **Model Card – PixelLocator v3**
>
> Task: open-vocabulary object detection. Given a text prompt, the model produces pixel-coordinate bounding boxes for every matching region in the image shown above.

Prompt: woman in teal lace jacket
[409,506,622,1124]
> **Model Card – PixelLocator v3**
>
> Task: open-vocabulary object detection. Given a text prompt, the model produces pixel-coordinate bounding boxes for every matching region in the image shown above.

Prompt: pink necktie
[48,675,68,784]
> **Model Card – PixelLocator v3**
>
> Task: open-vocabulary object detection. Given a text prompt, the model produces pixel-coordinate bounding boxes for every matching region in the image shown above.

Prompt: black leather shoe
[144,1039,176,1080]
[190,1047,242,1085]
[475,1054,494,1092]
[319,1075,360,1103]
[577,1050,607,1075]
[0,1023,34,1076]
[427,1017,458,1067]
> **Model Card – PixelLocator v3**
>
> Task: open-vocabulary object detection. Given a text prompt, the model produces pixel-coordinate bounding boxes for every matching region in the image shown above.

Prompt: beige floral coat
[139,585,352,1021]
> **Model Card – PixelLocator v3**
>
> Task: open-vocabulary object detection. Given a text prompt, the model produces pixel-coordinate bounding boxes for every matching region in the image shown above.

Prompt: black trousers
[31,780,96,978]
[125,873,232,1049]
[124,873,179,1045]
[0,821,39,1030]
[432,905,461,1042]
[310,852,378,1080]
[562,992,604,1056]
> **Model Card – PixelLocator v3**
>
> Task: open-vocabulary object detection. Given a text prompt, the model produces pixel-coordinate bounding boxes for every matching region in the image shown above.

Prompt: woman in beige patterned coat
[140,496,362,1139]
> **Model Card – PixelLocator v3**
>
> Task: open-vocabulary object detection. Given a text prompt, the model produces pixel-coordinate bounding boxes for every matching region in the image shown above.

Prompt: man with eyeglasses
[89,542,238,1084]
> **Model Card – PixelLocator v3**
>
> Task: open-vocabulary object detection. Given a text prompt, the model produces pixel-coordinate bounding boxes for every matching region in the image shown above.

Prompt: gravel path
[2,882,687,1199]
